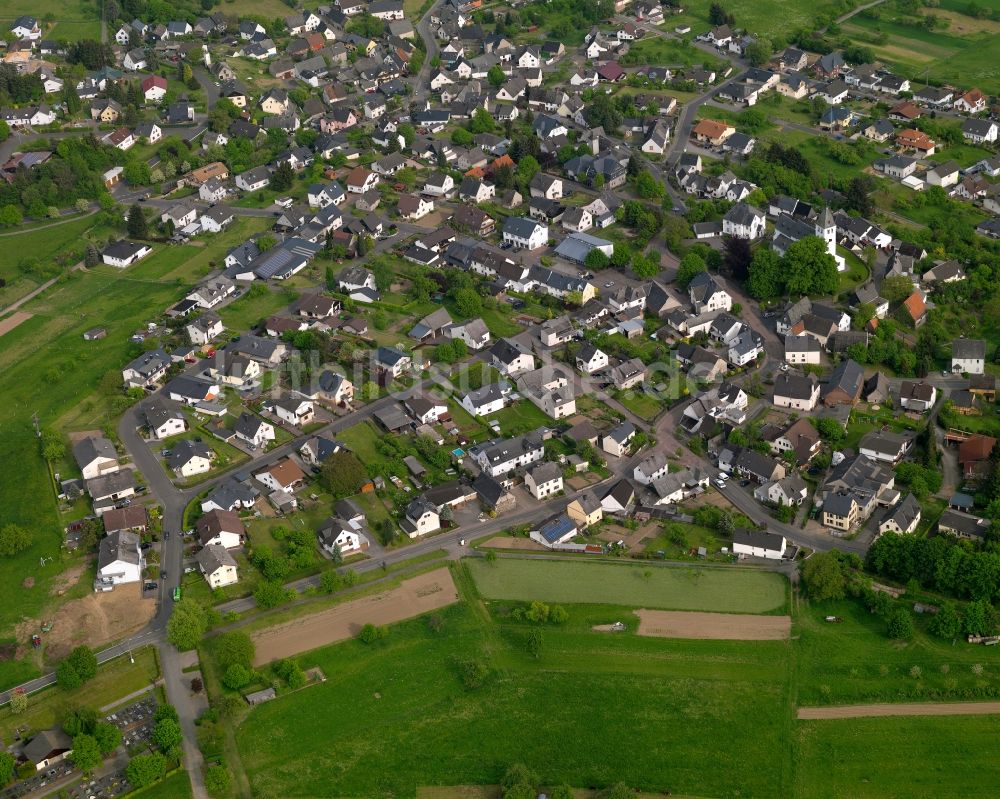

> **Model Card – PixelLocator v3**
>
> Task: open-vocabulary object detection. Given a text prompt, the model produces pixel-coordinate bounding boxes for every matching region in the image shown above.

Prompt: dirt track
[798,701,1000,720]
[252,567,459,665]
[0,311,31,336]
[634,609,791,641]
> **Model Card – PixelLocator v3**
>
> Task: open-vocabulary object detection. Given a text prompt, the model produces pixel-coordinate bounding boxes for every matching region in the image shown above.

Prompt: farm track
[798,701,1000,719]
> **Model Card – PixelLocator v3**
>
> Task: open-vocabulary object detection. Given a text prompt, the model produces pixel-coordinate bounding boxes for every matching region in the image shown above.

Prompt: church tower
[816,207,837,258]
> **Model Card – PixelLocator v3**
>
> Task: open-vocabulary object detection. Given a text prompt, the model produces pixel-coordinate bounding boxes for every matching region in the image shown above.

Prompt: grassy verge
[0,646,158,741]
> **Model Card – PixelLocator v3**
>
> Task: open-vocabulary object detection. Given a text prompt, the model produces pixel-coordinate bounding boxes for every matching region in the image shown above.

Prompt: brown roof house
[196,508,246,548]
[900,290,927,327]
[822,360,864,407]
[959,434,997,484]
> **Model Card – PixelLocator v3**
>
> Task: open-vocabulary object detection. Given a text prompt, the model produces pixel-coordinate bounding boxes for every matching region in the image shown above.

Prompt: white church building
[771,207,846,272]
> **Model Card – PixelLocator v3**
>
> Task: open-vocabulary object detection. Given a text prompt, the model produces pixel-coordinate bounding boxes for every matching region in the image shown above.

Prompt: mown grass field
[794,715,1000,798]
[0,0,100,40]
[140,770,194,799]
[236,598,792,798]
[466,558,788,613]
[0,268,183,660]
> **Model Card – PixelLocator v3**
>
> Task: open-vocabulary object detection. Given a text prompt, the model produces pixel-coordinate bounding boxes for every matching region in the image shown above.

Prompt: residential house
[859,430,913,464]
[490,338,535,375]
[103,240,152,268]
[525,461,564,500]
[474,429,546,477]
[879,493,922,536]
[938,509,991,540]
[732,529,786,560]
[566,492,603,528]
[196,545,239,588]
[602,421,636,458]
[823,359,865,406]
[952,339,986,374]
[898,380,937,412]
[576,342,609,374]
[95,530,143,590]
[196,508,245,548]
[234,413,275,449]
[122,349,171,388]
[255,458,305,494]
[634,452,670,485]
[168,439,213,477]
[74,436,119,480]
[773,372,821,411]
[461,383,510,417]
[142,401,186,440]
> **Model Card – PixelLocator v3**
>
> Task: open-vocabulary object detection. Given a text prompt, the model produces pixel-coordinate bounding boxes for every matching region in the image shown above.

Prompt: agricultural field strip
[798,701,1000,719]
[250,567,459,665]
[467,558,787,614]
[635,609,792,640]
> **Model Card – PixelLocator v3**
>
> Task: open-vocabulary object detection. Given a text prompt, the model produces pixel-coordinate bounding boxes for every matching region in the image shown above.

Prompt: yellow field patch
[929,8,1000,36]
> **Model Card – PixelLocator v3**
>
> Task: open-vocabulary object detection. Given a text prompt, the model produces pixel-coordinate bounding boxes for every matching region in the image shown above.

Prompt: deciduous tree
[675,252,707,288]
[0,524,32,557]
[320,451,368,498]
[152,718,182,753]
[70,734,102,774]
[166,598,207,651]
[800,551,846,602]
[125,753,166,788]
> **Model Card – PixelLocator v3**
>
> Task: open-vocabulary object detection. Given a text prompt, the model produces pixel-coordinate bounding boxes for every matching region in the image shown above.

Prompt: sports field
[466,558,787,613]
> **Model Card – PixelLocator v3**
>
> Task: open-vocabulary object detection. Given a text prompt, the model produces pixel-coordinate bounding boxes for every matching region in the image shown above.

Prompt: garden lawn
[620,37,718,69]
[794,715,1000,799]
[479,308,522,338]
[218,286,298,331]
[235,601,791,798]
[138,771,194,799]
[337,421,384,464]
[483,400,552,436]
[614,390,664,422]
[467,558,787,613]
[837,247,870,293]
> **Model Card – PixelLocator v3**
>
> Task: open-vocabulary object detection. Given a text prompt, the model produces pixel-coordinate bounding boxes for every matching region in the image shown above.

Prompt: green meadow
[466,557,788,613]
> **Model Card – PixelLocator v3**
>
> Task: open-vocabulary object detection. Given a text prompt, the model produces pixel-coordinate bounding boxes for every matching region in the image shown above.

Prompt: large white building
[95,530,144,590]
[732,529,786,560]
